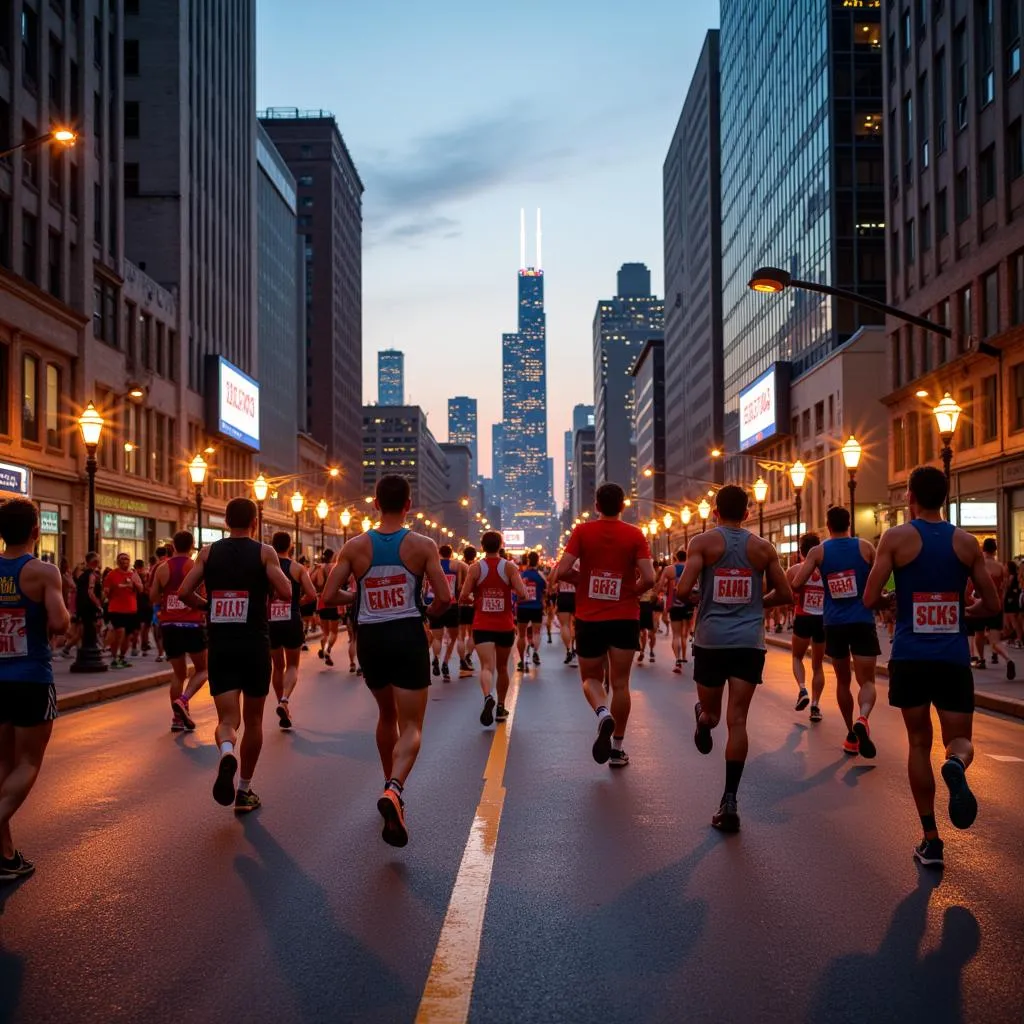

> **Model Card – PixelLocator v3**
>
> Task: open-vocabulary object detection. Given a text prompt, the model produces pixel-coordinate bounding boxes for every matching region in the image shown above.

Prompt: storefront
[0,460,73,563]
[949,498,998,547]
[95,491,178,568]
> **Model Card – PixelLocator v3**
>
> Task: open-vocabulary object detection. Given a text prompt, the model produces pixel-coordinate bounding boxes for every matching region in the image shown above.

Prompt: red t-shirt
[565,519,651,622]
[105,568,139,614]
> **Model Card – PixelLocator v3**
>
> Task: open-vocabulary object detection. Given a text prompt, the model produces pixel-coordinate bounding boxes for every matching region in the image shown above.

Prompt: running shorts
[793,615,825,644]
[357,618,430,691]
[639,602,655,631]
[575,619,641,659]
[0,681,58,727]
[299,600,317,619]
[824,622,880,660]
[269,620,304,651]
[428,606,460,631]
[208,641,272,699]
[966,613,1003,635]
[108,611,138,633]
[516,607,543,625]
[319,607,340,622]
[162,625,208,660]
[556,593,576,615]
[473,629,516,649]
[459,605,475,626]
[669,604,694,622]
[888,660,974,714]
[692,646,766,688]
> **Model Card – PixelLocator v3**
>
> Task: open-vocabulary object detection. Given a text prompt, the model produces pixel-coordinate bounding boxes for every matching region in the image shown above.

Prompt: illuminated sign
[40,510,59,534]
[206,356,260,451]
[502,530,526,547]
[0,462,29,495]
[739,364,791,451]
[950,503,997,528]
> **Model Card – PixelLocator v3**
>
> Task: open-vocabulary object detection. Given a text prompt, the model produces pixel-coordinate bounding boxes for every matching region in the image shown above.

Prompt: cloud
[369,214,463,248]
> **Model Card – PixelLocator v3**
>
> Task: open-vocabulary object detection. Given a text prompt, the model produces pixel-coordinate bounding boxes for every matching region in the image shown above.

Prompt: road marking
[985,754,1024,762]
[416,677,520,1024]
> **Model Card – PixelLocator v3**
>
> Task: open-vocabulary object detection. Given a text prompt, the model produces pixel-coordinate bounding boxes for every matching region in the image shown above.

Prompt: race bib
[713,568,752,604]
[827,570,858,599]
[524,582,537,602]
[482,594,506,614]
[210,591,249,623]
[365,574,408,612]
[445,573,458,598]
[560,582,576,594]
[913,592,959,633]
[803,586,824,615]
[269,599,292,623]
[589,571,622,601]
[165,593,187,612]
[0,610,28,657]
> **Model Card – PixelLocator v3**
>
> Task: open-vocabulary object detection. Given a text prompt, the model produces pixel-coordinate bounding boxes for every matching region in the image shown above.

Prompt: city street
[1,641,1023,1024]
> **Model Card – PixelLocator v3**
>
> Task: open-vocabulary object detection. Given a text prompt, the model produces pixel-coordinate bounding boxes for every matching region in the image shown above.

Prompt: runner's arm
[789,546,821,589]
[262,545,293,601]
[762,546,794,608]
[176,549,209,607]
[626,558,656,598]
[966,538,1001,616]
[131,571,144,592]
[553,549,580,585]
[423,543,452,617]
[864,533,896,609]
[508,564,529,600]
[149,563,167,604]
[298,565,321,605]
[458,562,480,603]
[676,541,704,603]
[41,563,71,635]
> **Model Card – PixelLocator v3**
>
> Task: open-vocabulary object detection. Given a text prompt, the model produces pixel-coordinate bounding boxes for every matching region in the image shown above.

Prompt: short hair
[800,532,820,557]
[481,530,502,554]
[85,550,99,565]
[133,559,145,570]
[528,551,540,567]
[826,506,851,534]
[439,543,453,558]
[983,537,998,554]
[272,531,292,555]
[463,545,477,563]
[225,497,257,530]
[595,482,625,517]
[907,465,948,513]
[0,499,37,546]
[376,474,410,514]
[715,485,748,522]
[322,548,334,563]
[172,530,194,554]
[154,546,166,559]
[675,548,686,562]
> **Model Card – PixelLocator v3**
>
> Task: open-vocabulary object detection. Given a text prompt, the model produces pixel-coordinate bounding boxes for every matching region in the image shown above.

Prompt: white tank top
[356,529,422,626]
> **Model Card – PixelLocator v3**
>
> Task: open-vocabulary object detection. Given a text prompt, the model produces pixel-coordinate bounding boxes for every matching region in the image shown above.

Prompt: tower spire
[536,208,542,270]
[520,208,526,270]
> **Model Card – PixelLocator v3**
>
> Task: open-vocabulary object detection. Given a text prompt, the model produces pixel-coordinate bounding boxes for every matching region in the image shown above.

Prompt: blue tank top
[669,562,686,607]
[0,554,53,684]
[820,537,874,626]
[892,520,970,665]
[520,569,545,608]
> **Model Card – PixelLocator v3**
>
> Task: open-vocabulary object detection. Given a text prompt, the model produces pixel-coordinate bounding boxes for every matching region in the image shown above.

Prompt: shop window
[22,353,38,443]
[983,270,999,337]
[45,364,60,448]
[1014,363,1024,431]
[982,373,999,441]
[893,416,907,471]
[959,387,975,448]
[0,344,8,435]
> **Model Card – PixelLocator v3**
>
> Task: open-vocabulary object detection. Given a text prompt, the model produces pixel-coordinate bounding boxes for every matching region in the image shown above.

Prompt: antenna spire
[536,208,542,270]
[520,208,526,270]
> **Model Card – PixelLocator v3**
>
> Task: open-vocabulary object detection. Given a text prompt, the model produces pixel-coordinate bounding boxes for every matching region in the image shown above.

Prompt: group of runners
[0,460,1003,877]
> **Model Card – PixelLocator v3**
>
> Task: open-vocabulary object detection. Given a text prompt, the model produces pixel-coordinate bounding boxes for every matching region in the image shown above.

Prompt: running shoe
[441,663,451,682]
[712,795,740,833]
[842,733,860,755]
[495,704,509,722]
[795,689,810,712]
[324,653,334,667]
[432,656,440,677]
[234,789,261,814]
[120,658,133,668]
[356,666,363,676]
[809,704,823,723]
[318,648,325,661]
[563,651,573,665]
[636,652,644,665]
[172,697,195,731]
[301,644,309,652]
[991,652,999,665]
[1008,660,1017,680]
[213,751,238,806]
[517,660,526,672]
[592,714,616,764]
[609,748,630,768]
[480,694,496,727]
[941,757,978,829]
[532,651,541,666]
[276,702,292,730]
[694,702,713,755]
[110,659,125,671]
[349,663,357,673]
[673,660,683,675]
[547,634,552,644]
[649,653,655,663]
[131,648,140,658]
[377,788,409,847]
[853,716,876,759]
[155,654,165,663]
[0,850,35,881]
[913,837,944,867]
[170,720,185,732]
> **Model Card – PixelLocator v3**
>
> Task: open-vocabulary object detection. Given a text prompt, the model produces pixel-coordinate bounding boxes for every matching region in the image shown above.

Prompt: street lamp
[340,507,352,543]
[188,454,208,550]
[361,515,372,533]
[291,490,304,555]
[316,498,330,556]
[933,392,962,519]
[72,403,107,675]
[841,436,863,537]
[789,460,806,556]
[253,473,269,540]
[0,126,78,161]
[698,498,711,532]
[753,477,768,537]
[680,506,692,545]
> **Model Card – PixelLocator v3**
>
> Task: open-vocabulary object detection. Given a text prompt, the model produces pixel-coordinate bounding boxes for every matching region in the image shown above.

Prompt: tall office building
[571,427,597,520]
[664,31,724,493]
[564,404,594,509]
[377,349,404,405]
[447,396,478,480]
[719,0,885,457]
[260,108,364,483]
[592,264,664,497]
[362,405,448,510]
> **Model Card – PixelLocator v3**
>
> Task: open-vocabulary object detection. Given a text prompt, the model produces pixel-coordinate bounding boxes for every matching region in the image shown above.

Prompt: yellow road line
[415,677,520,1024]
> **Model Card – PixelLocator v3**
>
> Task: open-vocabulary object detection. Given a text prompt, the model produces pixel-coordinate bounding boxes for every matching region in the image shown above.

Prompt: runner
[457,545,478,677]
[543,576,556,644]
[553,563,578,666]
[864,465,1000,867]
[791,506,880,758]
[664,549,694,674]
[971,538,1016,679]
[676,485,792,831]
[150,531,210,732]
[460,531,528,725]
[314,549,341,667]
[516,551,547,672]
[0,499,69,881]
[103,552,142,668]
[788,532,826,722]
[427,544,464,682]
[133,558,151,657]
[553,482,654,768]
[322,474,451,847]
[637,578,658,665]
[177,498,292,813]
[268,532,319,729]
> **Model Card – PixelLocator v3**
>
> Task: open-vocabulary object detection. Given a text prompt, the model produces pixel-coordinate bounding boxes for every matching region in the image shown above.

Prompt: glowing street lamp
[841,436,863,536]
[253,473,269,539]
[188,454,208,550]
[340,507,352,542]
[933,393,962,518]
[72,403,107,675]
[316,498,330,556]
[361,515,372,533]
[697,498,711,532]
[680,505,692,544]
[291,490,304,554]
[789,461,806,553]
[753,477,768,537]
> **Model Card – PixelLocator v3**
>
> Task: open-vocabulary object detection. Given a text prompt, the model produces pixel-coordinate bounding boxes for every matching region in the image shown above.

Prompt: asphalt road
[1,635,1022,1024]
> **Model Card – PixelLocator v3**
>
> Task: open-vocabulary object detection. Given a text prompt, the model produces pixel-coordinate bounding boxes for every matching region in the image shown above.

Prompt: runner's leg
[495,644,513,709]
[369,686,399,780]
[901,705,938,837]
[792,635,809,696]
[182,650,209,701]
[271,648,285,702]
[0,721,53,859]
[238,694,267,784]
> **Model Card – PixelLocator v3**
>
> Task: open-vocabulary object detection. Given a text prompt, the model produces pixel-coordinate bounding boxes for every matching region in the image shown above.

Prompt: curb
[765,635,1024,721]
[56,669,173,712]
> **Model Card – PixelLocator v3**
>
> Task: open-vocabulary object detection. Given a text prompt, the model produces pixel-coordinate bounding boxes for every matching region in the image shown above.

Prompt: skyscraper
[592,265,664,497]
[447,397,478,480]
[564,404,594,509]
[378,350,404,405]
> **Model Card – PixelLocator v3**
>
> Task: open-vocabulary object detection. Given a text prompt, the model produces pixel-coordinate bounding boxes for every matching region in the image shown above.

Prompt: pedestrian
[103,553,143,669]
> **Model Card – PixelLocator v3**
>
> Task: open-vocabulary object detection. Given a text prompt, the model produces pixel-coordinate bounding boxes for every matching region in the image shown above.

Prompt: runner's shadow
[0,878,29,1022]
[842,764,877,787]
[283,729,380,763]
[806,869,980,1024]
[172,733,219,766]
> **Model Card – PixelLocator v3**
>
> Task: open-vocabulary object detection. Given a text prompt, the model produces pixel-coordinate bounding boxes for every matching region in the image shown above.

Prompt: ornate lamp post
[662,511,673,558]
[316,498,330,557]
[340,507,352,543]
[933,393,962,520]
[789,460,807,558]
[697,498,711,533]
[361,515,372,533]
[841,436,863,537]
[188,454,208,550]
[253,473,269,540]
[680,506,692,546]
[753,477,768,537]
[291,490,304,556]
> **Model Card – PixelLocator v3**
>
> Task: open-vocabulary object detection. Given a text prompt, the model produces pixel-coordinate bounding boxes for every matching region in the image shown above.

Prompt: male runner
[461,532,528,725]
[864,466,1000,867]
[315,549,341,667]
[103,552,142,668]
[677,485,791,831]
[788,533,826,722]
[553,565,578,665]
[0,500,69,881]
[554,482,654,768]
[664,549,694,674]
[543,575,556,644]
[269,532,318,729]
[971,538,1016,678]
[457,545,478,677]
[178,498,292,813]
[637,580,658,665]
[516,551,546,672]
[323,475,450,847]
[792,506,880,758]
[150,531,209,732]
[428,544,464,682]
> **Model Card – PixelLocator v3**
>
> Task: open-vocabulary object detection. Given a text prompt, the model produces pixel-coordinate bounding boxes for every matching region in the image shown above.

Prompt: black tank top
[279,557,302,622]
[204,537,269,642]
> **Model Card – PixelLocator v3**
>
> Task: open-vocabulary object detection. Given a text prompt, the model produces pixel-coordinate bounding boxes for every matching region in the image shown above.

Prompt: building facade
[377,349,404,406]
[439,442,472,541]
[447,395,478,481]
[663,30,724,493]
[571,426,597,521]
[362,405,449,513]
[631,339,666,523]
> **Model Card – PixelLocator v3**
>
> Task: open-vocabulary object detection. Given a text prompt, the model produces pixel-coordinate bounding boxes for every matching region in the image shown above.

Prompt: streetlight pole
[753,477,768,538]
[680,506,691,547]
[340,508,351,544]
[0,127,78,161]
[841,436,863,538]
[698,498,711,533]
[789,461,806,564]
[291,490,304,557]
[316,498,329,557]
[188,454,208,550]
[253,473,269,541]
[933,393,962,520]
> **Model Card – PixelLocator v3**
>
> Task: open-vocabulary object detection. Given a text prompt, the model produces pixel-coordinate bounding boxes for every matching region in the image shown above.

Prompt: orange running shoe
[842,734,860,756]
[377,787,409,848]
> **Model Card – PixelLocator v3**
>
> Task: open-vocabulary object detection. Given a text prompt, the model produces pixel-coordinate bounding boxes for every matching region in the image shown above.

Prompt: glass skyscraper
[447,396,478,481]
[377,349,404,405]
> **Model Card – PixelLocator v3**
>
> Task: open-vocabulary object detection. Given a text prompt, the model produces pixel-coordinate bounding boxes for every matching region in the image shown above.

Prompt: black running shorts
[556,593,576,615]
[162,625,207,660]
[299,600,317,619]
[473,629,516,649]
[669,604,694,622]
[358,617,431,691]
[793,615,825,644]
[269,620,304,651]
[888,660,974,713]
[0,681,58,727]
[428,607,460,631]
[692,646,766,688]
[208,641,272,699]
[575,618,641,659]
[319,607,340,622]
[639,602,655,631]
[459,605,475,626]
[824,622,880,660]
[108,611,137,633]
[516,607,543,625]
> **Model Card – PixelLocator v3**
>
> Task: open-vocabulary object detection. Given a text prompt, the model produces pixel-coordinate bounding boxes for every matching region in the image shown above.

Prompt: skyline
[254,0,721,499]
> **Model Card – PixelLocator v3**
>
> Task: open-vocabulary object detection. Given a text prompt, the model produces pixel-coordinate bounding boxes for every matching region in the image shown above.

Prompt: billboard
[738,363,791,451]
[206,356,260,451]
[502,530,526,547]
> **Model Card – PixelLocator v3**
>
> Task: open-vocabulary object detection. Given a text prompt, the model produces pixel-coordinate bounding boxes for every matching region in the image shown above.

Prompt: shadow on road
[806,869,980,1024]
[0,877,30,1023]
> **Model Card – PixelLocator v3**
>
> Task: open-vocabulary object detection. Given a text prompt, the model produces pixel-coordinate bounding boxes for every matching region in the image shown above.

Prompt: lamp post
[752,477,768,537]
[933,393,962,519]
[662,511,673,559]
[698,498,711,533]
[316,498,329,556]
[841,436,863,537]
[789,460,807,561]
[188,454,208,550]
[680,506,692,546]
[361,515,372,533]
[0,126,78,161]
[253,473,269,540]
[71,403,107,674]
[291,490,304,556]
[340,507,352,543]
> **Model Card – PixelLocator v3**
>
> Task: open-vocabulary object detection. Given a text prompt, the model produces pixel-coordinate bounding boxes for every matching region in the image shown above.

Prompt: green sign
[40,510,59,534]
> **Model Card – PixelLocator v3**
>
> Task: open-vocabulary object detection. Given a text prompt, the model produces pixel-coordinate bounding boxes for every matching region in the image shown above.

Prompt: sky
[256,0,721,503]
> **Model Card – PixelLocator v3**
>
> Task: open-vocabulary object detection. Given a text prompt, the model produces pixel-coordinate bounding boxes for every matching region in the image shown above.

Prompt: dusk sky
[256,0,721,501]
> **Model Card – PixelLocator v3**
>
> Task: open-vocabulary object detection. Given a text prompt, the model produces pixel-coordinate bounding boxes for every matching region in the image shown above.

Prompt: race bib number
[913,592,959,633]
[803,586,825,615]
[482,594,506,614]
[165,593,187,612]
[524,582,537,602]
[827,570,858,599]
[365,574,408,612]
[210,591,249,623]
[713,568,752,604]
[560,582,575,594]
[269,599,292,623]
[0,610,28,657]
[589,571,622,601]
[445,573,458,598]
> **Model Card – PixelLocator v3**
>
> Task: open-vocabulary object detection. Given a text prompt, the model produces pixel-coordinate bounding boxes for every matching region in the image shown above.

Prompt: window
[906,218,916,264]
[894,416,907,471]
[297,174,313,186]
[903,93,914,183]
[1009,0,1022,77]
[922,204,932,250]
[1013,252,1024,325]
[980,145,996,203]
[22,213,37,285]
[69,60,79,119]
[93,182,101,241]
[802,409,811,439]
[69,162,78,217]
[828,394,834,430]
[954,21,968,128]
[300,196,313,208]
[960,285,973,347]
[934,50,947,153]
[124,162,139,197]
[153,413,165,483]
[982,373,998,441]
[47,231,61,298]
[21,120,37,187]
[124,101,139,138]
[1009,119,1024,180]
[49,144,63,200]
[48,34,63,115]
[156,322,165,377]
[125,0,139,12]
[918,71,930,168]
[92,16,102,66]
[814,401,824,434]
[93,277,118,346]
[959,387,975,448]
[984,270,999,337]
[891,229,900,277]
[124,38,138,76]
[0,344,7,435]
[937,188,948,237]
[903,9,912,58]
[92,91,101,155]
[45,364,60,448]
[978,0,996,105]
[1015,363,1024,430]
[21,5,39,86]
[908,412,920,464]
[141,313,152,369]
[955,169,970,222]
[22,354,38,443]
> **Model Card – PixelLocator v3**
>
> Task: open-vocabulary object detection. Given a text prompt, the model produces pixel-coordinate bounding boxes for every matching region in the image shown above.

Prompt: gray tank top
[694,526,765,650]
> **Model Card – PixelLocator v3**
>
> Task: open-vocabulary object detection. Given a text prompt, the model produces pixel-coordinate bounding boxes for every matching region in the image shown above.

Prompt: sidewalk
[52,650,173,712]
[765,623,1024,721]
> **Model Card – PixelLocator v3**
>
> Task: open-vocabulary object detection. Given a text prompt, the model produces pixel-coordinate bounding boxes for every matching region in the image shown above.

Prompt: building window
[1013,252,1024,325]
[922,205,932,251]
[153,412,165,483]
[124,162,139,197]
[983,270,999,337]
[980,145,997,203]
[22,353,38,443]
[1009,0,1022,77]
[903,93,914,183]
[49,144,63,200]
[298,174,312,186]
[21,120,38,187]
[982,373,999,441]
[69,59,79,120]
[893,416,907,471]
[1014,363,1024,430]
[906,218,916,264]
[955,169,970,223]
[47,231,61,298]
[69,162,78,217]
[48,33,63,116]
[891,229,900,278]
[21,5,39,87]
[908,411,920,464]
[814,401,824,434]
[937,187,948,237]
[903,9,912,58]
[93,277,118,346]
[959,387,975,448]
[141,312,152,369]
[1009,118,1024,180]
[954,21,968,128]
[979,0,996,104]
[300,196,313,208]
[168,330,178,382]
[92,15,102,67]
[124,38,138,76]
[959,285,973,348]
[124,100,139,138]
[934,50,947,153]
[45,364,60,448]
[21,213,37,285]
[918,72,930,169]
